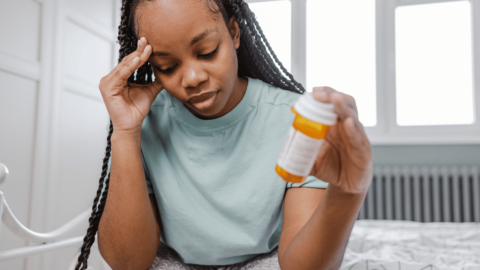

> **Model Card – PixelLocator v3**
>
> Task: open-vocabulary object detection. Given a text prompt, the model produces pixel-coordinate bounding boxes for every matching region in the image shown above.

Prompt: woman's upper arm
[278,187,326,263]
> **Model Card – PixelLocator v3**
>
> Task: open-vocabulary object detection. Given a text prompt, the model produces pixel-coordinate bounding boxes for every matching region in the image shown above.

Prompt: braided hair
[75,0,304,269]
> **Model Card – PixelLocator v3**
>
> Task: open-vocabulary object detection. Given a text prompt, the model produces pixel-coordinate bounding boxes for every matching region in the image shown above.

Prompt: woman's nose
[181,63,208,89]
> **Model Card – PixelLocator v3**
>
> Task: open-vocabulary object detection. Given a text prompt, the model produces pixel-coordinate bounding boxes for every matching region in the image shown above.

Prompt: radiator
[358,165,480,222]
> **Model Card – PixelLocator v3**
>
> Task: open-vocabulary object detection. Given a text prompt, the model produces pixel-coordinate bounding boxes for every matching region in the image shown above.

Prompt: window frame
[246,0,480,144]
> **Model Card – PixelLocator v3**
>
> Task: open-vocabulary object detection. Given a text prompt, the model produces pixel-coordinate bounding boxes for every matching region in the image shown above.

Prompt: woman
[75,0,372,269]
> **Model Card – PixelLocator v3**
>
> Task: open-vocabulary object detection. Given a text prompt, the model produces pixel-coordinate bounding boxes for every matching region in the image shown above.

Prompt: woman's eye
[198,46,219,58]
[153,46,219,73]
[157,64,177,74]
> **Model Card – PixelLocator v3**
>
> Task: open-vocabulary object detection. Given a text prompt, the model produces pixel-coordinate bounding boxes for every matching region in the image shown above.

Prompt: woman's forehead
[136,0,225,45]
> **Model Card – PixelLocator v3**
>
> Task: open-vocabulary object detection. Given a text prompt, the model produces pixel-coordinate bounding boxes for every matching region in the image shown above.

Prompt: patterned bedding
[342,220,480,270]
[149,220,480,269]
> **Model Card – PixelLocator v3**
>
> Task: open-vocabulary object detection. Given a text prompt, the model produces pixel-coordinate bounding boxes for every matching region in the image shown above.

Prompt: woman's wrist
[112,129,142,146]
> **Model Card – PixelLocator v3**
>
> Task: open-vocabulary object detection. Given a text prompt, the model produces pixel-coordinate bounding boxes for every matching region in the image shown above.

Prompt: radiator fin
[358,165,480,222]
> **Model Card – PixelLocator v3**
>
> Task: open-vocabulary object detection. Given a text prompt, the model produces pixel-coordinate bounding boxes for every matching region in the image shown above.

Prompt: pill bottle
[276,92,337,183]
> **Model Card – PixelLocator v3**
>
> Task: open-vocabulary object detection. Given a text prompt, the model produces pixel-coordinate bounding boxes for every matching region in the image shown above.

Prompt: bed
[1,163,480,270]
[342,220,480,270]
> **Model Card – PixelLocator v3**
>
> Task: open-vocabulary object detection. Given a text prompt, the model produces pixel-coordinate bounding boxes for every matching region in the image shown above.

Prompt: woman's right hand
[99,37,163,134]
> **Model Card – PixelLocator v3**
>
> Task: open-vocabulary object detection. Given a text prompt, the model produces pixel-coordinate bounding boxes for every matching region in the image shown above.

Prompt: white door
[0,0,118,269]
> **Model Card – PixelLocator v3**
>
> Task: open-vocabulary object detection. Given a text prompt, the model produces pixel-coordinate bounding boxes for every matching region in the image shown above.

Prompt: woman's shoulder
[248,77,302,108]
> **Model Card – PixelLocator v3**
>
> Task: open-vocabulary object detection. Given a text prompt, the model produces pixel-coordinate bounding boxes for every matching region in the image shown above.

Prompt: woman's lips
[188,90,219,111]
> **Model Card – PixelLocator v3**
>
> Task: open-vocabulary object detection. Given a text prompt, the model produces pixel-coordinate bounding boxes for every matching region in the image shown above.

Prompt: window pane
[306,0,376,127]
[248,1,291,71]
[395,1,474,126]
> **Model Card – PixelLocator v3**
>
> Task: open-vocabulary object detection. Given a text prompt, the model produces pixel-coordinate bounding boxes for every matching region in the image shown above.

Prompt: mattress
[342,220,480,270]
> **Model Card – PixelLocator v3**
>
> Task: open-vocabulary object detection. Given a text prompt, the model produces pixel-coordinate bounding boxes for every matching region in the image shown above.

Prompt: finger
[148,79,164,96]
[129,79,163,96]
[312,86,336,103]
[331,92,358,121]
[136,37,148,53]
[115,43,153,82]
[117,37,148,66]
[114,55,142,82]
[342,94,358,116]
[343,116,364,147]
[312,86,359,116]
[343,109,370,151]
[139,42,153,63]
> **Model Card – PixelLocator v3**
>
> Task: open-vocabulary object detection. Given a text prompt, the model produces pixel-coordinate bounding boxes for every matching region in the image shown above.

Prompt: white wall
[0,0,119,269]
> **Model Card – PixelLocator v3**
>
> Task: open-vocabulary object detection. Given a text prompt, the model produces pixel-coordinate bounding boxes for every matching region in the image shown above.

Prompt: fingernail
[144,45,150,53]
[141,37,146,42]
[133,56,140,63]
[313,90,328,101]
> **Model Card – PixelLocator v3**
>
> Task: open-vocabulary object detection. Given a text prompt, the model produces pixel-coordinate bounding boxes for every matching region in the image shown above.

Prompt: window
[248,0,291,71]
[246,0,480,144]
[306,0,376,127]
[395,1,474,126]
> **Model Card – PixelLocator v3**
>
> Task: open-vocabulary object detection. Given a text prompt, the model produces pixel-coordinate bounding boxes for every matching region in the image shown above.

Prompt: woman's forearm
[98,131,160,270]
[279,185,366,270]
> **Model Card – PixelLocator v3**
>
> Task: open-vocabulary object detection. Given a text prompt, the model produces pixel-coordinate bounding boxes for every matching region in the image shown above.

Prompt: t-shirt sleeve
[141,150,154,195]
[286,175,328,189]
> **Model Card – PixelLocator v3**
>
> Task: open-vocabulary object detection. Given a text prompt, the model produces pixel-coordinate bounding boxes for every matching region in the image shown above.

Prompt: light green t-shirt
[141,77,328,266]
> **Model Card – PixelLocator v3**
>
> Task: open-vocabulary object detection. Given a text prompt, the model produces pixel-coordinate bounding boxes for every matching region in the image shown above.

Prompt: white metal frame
[0,163,99,270]
[247,0,480,144]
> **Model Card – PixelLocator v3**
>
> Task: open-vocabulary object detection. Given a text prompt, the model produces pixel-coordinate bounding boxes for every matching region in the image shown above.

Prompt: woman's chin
[186,94,226,119]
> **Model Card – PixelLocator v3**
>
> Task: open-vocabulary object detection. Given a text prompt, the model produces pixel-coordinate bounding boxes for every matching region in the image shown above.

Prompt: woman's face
[136,0,243,119]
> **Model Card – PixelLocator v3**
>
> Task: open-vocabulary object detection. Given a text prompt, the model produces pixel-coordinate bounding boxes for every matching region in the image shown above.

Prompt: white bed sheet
[341,220,480,270]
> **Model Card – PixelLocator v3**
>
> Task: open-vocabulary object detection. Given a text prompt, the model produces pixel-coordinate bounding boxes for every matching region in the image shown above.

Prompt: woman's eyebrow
[190,28,218,46]
[151,28,219,57]
[152,51,170,56]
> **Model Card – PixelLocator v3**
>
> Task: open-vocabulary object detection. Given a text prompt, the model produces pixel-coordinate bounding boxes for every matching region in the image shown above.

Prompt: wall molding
[398,0,467,6]
[64,87,104,103]
[367,132,480,145]
[0,52,40,82]
[64,75,103,102]
[67,9,116,43]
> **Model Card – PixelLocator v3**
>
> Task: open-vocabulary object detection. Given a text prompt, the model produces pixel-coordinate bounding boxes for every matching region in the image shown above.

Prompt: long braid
[81,171,111,267]
[75,0,140,269]
[222,0,305,93]
[75,122,113,270]
[77,0,304,268]
[250,12,304,91]
[234,2,282,81]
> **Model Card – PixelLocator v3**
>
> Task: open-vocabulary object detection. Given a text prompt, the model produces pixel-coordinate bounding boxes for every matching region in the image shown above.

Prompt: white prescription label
[277,127,324,176]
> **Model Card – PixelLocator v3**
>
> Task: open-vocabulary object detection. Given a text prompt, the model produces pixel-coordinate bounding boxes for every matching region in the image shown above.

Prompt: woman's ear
[228,16,241,49]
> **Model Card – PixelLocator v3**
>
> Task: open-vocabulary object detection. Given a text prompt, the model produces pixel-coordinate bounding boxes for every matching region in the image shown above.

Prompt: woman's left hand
[310,86,373,194]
